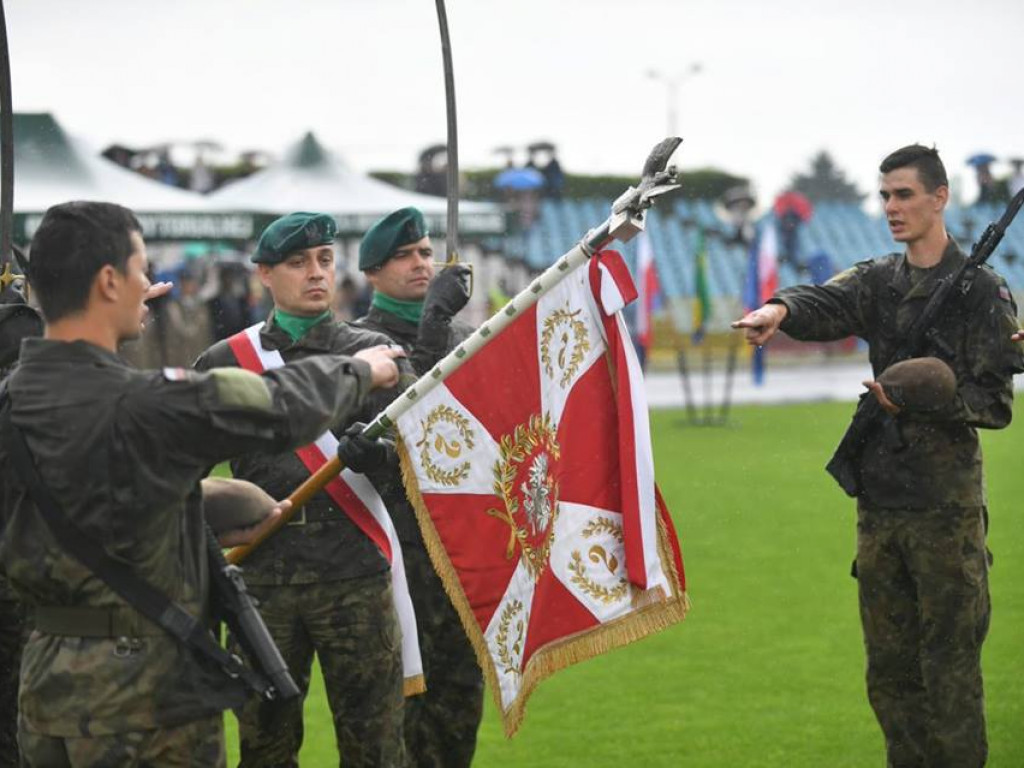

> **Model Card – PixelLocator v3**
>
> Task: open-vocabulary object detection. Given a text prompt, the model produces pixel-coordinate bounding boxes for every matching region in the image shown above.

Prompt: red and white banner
[395,251,687,735]
[227,324,424,695]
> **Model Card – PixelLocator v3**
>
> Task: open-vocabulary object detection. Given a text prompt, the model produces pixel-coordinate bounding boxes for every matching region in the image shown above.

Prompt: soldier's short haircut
[879,144,949,192]
[28,201,143,323]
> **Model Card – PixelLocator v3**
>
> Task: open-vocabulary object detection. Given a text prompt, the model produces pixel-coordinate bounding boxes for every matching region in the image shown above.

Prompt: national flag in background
[743,219,779,385]
[635,231,660,358]
[395,249,687,735]
[691,228,713,343]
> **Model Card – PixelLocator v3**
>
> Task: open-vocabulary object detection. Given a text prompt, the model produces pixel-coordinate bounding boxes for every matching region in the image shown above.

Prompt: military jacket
[352,305,474,544]
[195,314,402,585]
[0,338,375,736]
[774,238,1024,509]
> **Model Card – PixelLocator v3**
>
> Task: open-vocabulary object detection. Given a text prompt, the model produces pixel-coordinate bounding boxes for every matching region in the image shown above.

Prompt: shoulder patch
[162,367,191,382]
[209,368,273,412]
[825,267,858,287]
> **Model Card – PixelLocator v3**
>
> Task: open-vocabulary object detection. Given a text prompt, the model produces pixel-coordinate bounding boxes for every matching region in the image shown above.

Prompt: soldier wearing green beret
[346,206,484,768]
[1,202,402,767]
[196,211,411,767]
[734,145,1024,767]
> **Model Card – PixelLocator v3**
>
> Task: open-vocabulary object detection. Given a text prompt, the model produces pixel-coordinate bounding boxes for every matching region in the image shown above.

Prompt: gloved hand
[412,264,471,375]
[336,422,397,474]
[421,263,471,321]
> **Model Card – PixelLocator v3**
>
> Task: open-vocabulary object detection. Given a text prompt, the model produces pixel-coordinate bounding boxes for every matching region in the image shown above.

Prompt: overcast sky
[7,0,1024,208]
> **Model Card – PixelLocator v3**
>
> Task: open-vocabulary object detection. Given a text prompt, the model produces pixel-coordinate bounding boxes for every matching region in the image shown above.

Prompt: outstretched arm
[731,303,788,346]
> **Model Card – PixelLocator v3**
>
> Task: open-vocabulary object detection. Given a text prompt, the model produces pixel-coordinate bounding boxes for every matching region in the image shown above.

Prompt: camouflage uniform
[195,314,408,768]
[353,305,484,768]
[0,302,41,768]
[773,238,1024,767]
[0,337,378,767]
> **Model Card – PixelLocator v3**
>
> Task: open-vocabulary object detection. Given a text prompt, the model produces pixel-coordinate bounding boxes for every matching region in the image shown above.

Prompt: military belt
[286,503,343,526]
[34,605,164,637]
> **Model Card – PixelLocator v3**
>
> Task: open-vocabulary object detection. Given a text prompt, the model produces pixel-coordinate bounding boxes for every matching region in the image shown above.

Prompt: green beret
[252,212,337,264]
[359,207,429,270]
[877,357,957,412]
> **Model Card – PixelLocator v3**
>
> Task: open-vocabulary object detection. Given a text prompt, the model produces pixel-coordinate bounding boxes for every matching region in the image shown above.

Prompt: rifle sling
[0,385,270,696]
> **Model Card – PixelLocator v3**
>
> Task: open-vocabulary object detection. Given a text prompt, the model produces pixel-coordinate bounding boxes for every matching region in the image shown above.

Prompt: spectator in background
[190,157,215,194]
[1008,158,1024,197]
[542,150,565,200]
[333,274,360,321]
[156,149,180,187]
[208,262,253,341]
[164,264,214,365]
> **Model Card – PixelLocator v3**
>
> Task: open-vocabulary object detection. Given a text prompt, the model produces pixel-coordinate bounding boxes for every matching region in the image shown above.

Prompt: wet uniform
[0,337,377,767]
[195,314,408,768]
[772,238,1024,767]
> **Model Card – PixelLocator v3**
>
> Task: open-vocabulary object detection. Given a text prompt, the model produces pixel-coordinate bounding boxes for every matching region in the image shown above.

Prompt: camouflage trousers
[0,583,26,768]
[17,713,224,767]
[856,503,990,768]
[401,544,483,768]
[230,571,405,768]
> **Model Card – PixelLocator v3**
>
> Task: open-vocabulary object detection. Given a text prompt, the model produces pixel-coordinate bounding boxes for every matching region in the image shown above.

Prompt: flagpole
[227,137,683,564]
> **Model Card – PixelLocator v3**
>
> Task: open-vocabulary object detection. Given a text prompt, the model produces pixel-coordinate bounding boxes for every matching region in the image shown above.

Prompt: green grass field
[226,401,1024,766]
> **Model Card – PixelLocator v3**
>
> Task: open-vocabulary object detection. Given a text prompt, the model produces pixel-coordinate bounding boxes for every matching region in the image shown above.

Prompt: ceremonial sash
[227,323,423,695]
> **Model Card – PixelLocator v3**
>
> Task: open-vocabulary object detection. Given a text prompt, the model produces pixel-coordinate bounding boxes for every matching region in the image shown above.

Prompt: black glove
[421,263,471,321]
[337,423,397,474]
[412,264,471,375]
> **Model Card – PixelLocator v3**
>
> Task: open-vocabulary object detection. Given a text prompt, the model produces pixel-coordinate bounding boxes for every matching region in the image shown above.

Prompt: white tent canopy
[208,132,505,236]
[11,113,256,241]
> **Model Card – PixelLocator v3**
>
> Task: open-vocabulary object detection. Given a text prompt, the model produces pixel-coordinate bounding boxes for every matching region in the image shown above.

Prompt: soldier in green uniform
[346,207,484,768]
[734,145,1024,767]
[0,201,403,767]
[0,279,43,768]
[195,212,411,768]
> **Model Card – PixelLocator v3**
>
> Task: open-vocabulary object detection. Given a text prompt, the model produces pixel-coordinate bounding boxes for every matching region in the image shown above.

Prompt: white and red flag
[395,250,688,735]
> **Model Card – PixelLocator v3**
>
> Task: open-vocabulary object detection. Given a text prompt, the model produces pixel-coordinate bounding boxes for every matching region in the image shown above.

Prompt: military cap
[359,207,429,270]
[201,477,276,535]
[252,212,337,264]
[877,357,957,412]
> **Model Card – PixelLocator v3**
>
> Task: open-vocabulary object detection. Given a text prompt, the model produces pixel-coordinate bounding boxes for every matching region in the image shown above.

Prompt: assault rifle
[826,187,1024,497]
[206,529,300,701]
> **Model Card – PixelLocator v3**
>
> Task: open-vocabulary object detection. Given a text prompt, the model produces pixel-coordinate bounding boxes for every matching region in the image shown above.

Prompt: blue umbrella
[966,152,996,167]
[494,167,545,190]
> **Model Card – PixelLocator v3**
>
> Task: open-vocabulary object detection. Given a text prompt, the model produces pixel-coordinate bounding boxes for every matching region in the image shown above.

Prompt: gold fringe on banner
[397,436,689,737]
[403,674,426,697]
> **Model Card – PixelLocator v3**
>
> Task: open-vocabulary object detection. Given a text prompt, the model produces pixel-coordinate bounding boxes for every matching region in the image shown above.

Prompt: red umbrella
[773,190,814,222]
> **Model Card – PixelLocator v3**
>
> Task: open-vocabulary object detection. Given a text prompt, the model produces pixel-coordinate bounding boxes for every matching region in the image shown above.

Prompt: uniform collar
[258,310,336,352]
[19,337,127,368]
[889,237,965,301]
[363,303,419,336]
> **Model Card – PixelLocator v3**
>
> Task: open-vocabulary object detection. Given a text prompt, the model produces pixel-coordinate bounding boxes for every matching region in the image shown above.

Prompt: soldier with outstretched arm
[733,145,1024,767]
[0,201,402,767]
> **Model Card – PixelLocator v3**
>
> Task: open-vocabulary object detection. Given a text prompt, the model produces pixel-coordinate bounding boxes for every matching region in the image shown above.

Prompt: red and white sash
[227,322,424,695]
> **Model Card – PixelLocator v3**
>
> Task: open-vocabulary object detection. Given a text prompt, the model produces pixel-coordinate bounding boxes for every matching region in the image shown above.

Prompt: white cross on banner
[395,250,688,735]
